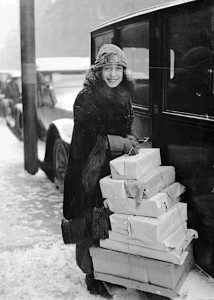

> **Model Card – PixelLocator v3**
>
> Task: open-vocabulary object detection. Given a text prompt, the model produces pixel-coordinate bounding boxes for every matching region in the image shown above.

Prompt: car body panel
[36,57,88,136]
[36,57,90,73]
[11,57,89,140]
[50,118,74,144]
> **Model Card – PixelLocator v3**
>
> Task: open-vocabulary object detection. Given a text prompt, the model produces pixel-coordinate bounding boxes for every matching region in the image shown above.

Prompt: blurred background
[0,0,170,70]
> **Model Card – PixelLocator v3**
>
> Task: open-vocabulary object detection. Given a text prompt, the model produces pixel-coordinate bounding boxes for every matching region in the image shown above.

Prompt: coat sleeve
[107,134,124,155]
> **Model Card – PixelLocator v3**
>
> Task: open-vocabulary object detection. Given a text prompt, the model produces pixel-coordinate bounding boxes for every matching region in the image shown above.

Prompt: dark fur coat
[63,69,135,220]
[63,69,135,274]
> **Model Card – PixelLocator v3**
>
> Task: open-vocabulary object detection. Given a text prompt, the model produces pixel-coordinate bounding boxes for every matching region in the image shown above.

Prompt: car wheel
[14,110,23,140]
[53,137,69,192]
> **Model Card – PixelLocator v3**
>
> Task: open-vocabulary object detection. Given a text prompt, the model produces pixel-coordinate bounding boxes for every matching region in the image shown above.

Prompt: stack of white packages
[99,148,198,265]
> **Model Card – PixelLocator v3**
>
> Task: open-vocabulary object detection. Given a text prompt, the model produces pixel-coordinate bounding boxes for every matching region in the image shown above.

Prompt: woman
[63,44,139,298]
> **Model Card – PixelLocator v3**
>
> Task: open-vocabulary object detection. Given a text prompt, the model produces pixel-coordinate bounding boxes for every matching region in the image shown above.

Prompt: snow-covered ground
[0,117,214,300]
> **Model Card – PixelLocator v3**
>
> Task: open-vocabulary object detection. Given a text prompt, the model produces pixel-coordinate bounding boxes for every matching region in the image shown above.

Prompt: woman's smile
[102,64,123,88]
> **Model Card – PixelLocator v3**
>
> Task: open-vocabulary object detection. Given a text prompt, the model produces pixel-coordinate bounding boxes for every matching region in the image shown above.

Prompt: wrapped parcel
[90,245,194,289]
[104,182,185,217]
[100,166,176,200]
[110,203,187,243]
[110,148,161,180]
[100,228,197,264]
[108,223,188,252]
[92,146,198,291]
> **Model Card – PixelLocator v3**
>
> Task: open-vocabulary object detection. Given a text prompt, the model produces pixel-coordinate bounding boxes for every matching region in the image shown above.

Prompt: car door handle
[139,137,151,143]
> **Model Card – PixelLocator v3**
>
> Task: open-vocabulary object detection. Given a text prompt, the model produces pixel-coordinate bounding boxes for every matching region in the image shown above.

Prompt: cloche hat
[93,44,127,69]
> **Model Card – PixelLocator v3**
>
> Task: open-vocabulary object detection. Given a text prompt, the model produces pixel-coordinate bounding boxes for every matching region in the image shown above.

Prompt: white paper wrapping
[100,176,127,200]
[103,182,185,217]
[100,166,176,201]
[110,203,187,243]
[90,244,194,289]
[125,166,175,199]
[108,223,189,252]
[100,228,197,265]
[110,148,161,180]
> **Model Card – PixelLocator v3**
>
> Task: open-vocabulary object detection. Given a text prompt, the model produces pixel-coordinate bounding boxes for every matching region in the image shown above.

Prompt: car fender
[49,118,74,144]
[43,118,73,167]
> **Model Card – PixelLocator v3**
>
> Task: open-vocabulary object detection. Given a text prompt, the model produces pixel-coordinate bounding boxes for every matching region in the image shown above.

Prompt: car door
[152,2,214,277]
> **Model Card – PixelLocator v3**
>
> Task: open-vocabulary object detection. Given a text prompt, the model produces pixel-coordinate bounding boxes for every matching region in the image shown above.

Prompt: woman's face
[102,64,123,88]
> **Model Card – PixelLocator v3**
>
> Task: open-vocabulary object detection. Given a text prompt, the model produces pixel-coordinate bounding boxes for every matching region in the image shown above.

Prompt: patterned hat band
[93,53,127,70]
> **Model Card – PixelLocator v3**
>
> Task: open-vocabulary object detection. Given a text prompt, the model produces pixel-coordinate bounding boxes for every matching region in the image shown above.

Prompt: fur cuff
[107,135,124,155]
[82,135,108,195]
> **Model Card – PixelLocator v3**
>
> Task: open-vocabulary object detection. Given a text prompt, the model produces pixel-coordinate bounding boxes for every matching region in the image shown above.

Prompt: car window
[37,72,56,107]
[93,31,114,60]
[165,6,214,117]
[6,79,20,101]
[0,73,10,93]
[120,21,150,108]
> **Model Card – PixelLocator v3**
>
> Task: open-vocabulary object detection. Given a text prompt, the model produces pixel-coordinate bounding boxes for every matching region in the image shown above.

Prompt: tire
[53,137,69,192]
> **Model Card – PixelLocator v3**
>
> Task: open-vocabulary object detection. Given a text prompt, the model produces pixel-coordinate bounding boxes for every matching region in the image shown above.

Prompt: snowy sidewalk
[0,117,214,300]
[0,118,83,300]
[0,118,144,300]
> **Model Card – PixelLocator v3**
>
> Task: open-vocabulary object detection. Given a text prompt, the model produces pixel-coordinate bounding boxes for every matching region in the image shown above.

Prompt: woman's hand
[126,134,138,141]
[123,138,140,155]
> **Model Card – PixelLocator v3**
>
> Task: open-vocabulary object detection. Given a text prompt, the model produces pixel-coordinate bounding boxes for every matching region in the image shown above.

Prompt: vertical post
[20,0,38,174]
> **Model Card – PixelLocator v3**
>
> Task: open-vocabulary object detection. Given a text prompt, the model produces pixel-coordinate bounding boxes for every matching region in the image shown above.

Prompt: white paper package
[100,228,197,265]
[110,203,187,243]
[108,223,188,252]
[100,166,176,201]
[103,182,185,217]
[110,148,161,180]
[125,166,176,199]
[90,244,194,289]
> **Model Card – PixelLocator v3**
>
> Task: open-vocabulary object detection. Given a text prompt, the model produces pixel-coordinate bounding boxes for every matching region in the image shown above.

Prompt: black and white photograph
[0,0,214,299]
